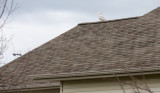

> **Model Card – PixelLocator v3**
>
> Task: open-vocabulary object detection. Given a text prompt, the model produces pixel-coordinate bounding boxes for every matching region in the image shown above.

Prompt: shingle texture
[1,7,160,89]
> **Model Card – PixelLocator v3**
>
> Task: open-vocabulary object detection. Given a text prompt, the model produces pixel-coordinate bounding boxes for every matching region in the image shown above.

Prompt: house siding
[63,75,160,93]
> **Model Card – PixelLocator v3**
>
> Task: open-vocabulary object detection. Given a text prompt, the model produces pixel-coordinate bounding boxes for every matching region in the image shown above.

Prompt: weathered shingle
[1,7,160,89]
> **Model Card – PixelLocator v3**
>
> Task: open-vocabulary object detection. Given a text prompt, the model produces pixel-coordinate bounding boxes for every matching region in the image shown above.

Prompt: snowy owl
[98,12,106,21]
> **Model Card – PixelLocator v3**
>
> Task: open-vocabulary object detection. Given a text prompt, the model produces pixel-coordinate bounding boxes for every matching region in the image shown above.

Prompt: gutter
[31,67,160,81]
[0,83,59,92]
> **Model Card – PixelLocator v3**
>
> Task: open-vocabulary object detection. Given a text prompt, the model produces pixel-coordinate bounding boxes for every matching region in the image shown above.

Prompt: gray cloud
[15,0,160,20]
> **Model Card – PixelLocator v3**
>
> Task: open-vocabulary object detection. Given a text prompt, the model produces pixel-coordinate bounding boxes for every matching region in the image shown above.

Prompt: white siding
[63,76,160,93]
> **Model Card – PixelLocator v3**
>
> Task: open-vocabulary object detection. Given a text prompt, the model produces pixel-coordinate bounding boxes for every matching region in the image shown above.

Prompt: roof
[1,7,160,90]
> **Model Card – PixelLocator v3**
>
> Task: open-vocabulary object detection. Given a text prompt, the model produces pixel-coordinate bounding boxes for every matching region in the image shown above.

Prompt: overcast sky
[2,0,160,65]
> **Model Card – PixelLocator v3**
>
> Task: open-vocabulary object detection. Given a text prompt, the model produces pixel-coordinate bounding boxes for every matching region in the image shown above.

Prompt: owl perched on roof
[98,12,106,21]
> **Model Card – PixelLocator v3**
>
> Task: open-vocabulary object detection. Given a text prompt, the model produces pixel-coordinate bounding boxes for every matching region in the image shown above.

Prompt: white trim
[60,81,63,93]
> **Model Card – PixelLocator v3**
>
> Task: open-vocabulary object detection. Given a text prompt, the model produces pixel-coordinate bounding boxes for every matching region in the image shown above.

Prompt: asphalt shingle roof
[0,7,160,89]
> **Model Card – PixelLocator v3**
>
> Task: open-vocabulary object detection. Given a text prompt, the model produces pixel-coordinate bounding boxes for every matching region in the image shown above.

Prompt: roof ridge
[78,16,140,25]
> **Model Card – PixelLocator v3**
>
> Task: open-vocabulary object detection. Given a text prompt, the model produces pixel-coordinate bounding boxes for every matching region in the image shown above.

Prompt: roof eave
[0,84,59,92]
[31,68,160,81]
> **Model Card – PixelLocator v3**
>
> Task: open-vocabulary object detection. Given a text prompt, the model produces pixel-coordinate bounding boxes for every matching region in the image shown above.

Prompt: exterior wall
[3,88,59,93]
[62,75,160,93]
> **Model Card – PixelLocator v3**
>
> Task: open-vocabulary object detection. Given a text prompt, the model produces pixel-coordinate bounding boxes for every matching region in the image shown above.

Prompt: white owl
[98,12,106,21]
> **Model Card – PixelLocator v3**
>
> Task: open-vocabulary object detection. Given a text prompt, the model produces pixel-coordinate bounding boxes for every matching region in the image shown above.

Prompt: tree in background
[0,0,19,92]
[114,66,153,93]
[0,0,18,66]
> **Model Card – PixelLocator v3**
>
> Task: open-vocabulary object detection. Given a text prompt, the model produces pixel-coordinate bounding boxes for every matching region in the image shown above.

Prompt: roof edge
[143,6,160,16]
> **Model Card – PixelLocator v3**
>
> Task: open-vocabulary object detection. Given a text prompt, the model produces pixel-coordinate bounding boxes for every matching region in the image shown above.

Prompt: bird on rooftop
[98,12,106,21]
